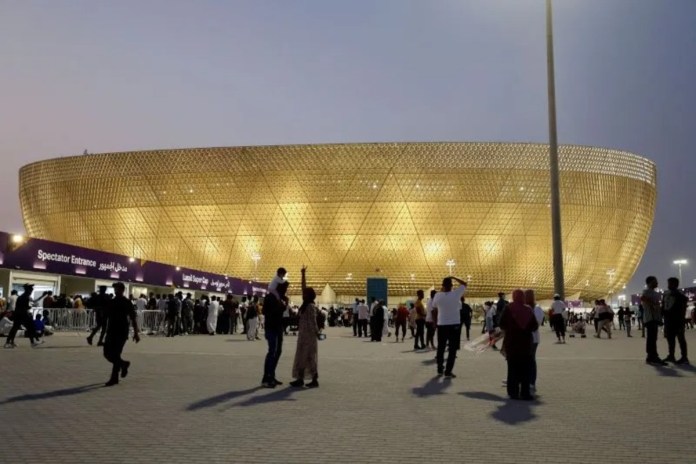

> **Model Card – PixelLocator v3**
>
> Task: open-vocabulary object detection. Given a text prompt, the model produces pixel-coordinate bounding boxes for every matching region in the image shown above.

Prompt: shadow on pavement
[229,386,303,408]
[0,383,103,405]
[186,387,263,411]
[460,391,541,425]
[224,339,250,343]
[412,376,450,397]
[673,363,695,374]
[650,365,682,377]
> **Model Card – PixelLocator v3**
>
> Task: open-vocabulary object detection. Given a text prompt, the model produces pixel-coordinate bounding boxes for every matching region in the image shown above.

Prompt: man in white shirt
[357,300,369,337]
[432,277,467,378]
[135,294,147,333]
[550,294,567,344]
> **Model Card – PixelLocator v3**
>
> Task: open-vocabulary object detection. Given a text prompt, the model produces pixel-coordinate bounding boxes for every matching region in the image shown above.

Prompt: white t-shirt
[268,275,286,298]
[551,300,566,317]
[135,297,147,311]
[425,299,434,322]
[432,285,467,326]
[532,305,545,344]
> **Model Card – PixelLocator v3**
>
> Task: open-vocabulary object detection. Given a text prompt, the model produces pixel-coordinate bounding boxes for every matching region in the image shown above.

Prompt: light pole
[673,259,687,283]
[251,252,261,281]
[446,259,456,275]
[546,0,565,300]
[606,269,616,306]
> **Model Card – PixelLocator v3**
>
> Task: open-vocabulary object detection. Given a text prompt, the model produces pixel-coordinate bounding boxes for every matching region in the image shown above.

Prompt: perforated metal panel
[19,142,656,299]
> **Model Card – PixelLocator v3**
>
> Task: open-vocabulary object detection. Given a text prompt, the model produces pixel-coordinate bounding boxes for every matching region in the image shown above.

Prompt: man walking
[352,298,360,337]
[460,296,473,342]
[662,277,689,365]
[413,290,426,350]
[432,277,467,378]
[550,294,567,344]
[103,282,140,386]
[87,285,110,346]
[4,283,42,348]
[642,276,667,366]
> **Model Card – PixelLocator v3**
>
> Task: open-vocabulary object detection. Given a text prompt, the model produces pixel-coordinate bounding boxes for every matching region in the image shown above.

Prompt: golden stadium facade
[19,143,656,299]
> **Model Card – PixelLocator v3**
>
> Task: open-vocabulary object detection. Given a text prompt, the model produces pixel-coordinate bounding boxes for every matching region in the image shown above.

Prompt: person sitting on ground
[34,314,45,338]
[569,320,587,338]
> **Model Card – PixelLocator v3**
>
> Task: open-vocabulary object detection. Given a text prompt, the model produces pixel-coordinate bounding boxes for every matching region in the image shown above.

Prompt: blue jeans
[263,328,284,382]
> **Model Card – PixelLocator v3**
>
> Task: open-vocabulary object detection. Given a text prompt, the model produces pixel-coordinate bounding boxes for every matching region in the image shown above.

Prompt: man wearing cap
[4,284,42,348]
[103,282,140,386]
[87,285,110,346]
[550,294,567,344]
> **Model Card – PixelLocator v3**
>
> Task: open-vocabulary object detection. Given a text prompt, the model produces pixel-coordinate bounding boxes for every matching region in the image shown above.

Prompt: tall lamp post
[546,0,565,300]
[446,259,456,275]
[673,259,687,284]
[251,252,261,281]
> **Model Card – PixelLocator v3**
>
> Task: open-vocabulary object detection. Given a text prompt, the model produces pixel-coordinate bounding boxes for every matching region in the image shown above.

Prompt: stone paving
[1,325,694,464]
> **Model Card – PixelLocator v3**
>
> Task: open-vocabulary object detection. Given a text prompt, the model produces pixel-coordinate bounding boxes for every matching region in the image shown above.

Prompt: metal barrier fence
[28,308,167,334]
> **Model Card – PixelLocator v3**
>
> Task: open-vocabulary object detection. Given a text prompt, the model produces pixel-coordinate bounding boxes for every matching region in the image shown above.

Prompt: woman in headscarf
[290,266,320,388]
[524,289,545,393]
[500,289,539,400]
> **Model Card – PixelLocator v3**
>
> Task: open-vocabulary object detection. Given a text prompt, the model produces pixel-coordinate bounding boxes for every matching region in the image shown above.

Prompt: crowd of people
[1,270,693,394]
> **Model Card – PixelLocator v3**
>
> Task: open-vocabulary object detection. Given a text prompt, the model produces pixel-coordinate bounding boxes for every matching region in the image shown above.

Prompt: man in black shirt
[261,282,289,388]
[4,283,42,348]
[103,282,140,387]
[460,296,473,343]
[662,277,689,365]
[87,286,110,346]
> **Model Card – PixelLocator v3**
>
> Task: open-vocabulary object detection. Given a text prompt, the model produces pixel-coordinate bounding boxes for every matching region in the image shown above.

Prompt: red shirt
[396,306,410,323]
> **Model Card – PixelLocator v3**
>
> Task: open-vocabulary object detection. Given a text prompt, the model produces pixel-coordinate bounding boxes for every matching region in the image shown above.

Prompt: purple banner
[0,231,266,295]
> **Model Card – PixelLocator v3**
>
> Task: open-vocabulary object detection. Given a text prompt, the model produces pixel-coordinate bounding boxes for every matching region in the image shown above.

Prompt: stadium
[18,142,656,300]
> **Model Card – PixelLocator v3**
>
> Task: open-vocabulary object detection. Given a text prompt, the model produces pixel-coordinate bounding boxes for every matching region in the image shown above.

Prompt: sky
[1,0,695,295]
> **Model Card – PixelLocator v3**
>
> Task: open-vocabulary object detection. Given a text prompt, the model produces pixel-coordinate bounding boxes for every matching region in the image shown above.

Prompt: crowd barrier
[27,308,167,334]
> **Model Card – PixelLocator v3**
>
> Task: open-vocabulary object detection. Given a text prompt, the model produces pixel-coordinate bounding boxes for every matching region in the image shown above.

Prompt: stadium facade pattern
[19,143,656,299]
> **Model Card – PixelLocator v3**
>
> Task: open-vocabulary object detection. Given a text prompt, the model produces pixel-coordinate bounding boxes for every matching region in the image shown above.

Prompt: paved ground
[1,325,694,464]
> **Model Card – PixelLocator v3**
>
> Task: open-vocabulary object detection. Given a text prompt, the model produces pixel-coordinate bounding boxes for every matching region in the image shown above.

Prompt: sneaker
[675,357,690,365]
[662,356,677,364]
[31,340,44,347]
[120,361,131,378]
[444,373,457,379]
[86,336,93,346]
[272,378,283,386]
[306,380,319,388]
[437,370,444,377]
[646,358,668,366]
[104,379,119,387]
[261,381,276,389]
[4,343,15,349]
[289,379,304,387]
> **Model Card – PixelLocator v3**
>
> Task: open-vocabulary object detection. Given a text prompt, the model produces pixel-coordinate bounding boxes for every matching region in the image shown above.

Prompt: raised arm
[301,265,308,293]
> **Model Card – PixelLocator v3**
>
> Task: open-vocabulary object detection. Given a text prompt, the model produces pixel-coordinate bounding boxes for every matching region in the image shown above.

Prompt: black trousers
[352,315,359,336]
[372,321,384,341]
[426,322,437,347]
[461,321,471,341]
[263,329,284,382]
[6,313,37,344]
[395,320,407,339]
[103,336,127,381]
[664,322,687,359]
[88,311,106,342]
[552,314,566,338]
[436,324,460,374]
[358,319,368,337]
[414,319,425,349]
[645,321,660,360]
[507,355,532,398]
